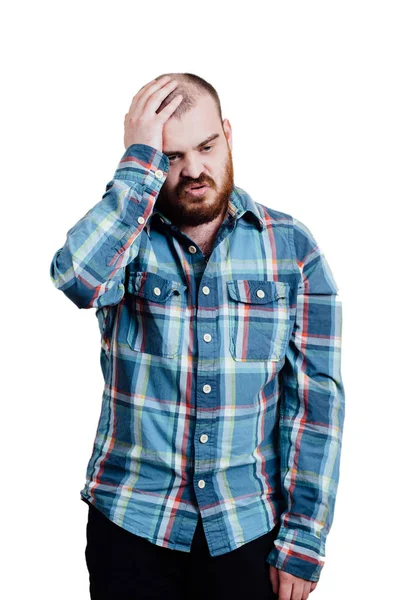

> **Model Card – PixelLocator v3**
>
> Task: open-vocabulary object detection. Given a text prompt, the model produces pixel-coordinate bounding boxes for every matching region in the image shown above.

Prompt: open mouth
[185,184,209,197]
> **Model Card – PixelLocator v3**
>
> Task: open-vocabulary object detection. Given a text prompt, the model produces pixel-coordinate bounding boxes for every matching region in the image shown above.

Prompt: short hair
[154,72,223,124]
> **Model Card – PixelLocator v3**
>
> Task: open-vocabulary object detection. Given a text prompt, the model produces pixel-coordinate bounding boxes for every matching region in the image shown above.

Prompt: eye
[167,145,213,162]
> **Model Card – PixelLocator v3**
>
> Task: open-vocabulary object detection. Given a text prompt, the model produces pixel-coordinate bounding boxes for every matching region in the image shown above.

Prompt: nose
[180,155,205,180]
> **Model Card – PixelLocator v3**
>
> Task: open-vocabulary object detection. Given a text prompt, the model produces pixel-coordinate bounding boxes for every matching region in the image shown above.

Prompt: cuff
[265,528,326,582]
[113,143,170,193]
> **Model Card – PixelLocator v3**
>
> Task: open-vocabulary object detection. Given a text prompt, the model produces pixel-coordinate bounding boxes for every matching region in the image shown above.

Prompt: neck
[180,209,228,258]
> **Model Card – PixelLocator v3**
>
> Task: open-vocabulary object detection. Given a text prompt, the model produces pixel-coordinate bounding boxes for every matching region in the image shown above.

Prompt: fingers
[269,565,279,596]
[139,78,157,91]
[134,76,161,100]
[302,581,312,599]
[157,94,183,121]
[277,578,292,600]
[123,75,183,150]
[143,78,180,115]
[129,75,174,115]
[127,79,154,113]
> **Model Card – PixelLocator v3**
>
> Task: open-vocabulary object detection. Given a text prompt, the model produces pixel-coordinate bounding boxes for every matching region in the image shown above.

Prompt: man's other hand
[269,565,318,599]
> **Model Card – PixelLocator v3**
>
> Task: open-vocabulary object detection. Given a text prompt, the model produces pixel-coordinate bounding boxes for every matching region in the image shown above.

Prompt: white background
[2,1,399,598]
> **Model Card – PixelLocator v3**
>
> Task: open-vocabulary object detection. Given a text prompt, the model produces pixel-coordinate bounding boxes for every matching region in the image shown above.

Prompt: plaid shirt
[50,143,345,582]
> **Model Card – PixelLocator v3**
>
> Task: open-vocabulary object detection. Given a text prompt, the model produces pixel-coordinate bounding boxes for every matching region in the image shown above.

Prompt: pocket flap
[226,280,289,304]
[128,271,187,302]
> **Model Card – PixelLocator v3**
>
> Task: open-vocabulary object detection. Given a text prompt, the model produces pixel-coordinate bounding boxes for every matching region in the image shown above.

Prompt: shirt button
[202,286,210,295]
[198,480,206,489]
[159,216,165,223]
[155,169,164,179]
[153,287,161,296]
[189,245,197,254]
[200,434,208,443]
[203,384,211,393]
[203,333,212,342]
[256,289,265,298]
[138,216,145,224]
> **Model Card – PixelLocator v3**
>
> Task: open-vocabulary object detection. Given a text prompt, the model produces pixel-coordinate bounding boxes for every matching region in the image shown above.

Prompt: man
[50,72,345,600]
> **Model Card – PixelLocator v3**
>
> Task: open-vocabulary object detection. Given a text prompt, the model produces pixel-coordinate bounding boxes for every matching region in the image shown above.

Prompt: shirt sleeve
[265,216,346,582]
[49,144,169,309]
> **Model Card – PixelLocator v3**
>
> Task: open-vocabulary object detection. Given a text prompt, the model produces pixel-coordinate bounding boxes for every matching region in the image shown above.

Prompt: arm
[49,144,169,309]
[266,217,345,582]
[50,74,183,310]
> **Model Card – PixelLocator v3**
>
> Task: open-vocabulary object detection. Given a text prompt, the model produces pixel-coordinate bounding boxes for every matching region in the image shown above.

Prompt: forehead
[162,94,221,150]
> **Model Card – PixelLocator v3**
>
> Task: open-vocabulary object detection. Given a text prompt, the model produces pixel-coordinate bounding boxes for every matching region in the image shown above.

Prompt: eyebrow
[164,133,220,156]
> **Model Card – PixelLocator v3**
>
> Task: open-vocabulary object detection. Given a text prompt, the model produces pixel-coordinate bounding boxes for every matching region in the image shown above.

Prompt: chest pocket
[226,279,292,362]
[126,271,187,358]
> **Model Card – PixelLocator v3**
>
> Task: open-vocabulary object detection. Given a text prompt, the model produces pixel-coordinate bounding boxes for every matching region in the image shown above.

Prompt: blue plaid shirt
[50,143,345,582]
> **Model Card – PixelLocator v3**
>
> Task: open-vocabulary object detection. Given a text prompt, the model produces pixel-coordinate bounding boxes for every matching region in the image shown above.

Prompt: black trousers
[85,502,280,600]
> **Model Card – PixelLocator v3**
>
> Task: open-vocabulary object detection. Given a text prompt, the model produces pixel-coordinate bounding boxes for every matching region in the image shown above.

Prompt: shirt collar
[145,184,266,238]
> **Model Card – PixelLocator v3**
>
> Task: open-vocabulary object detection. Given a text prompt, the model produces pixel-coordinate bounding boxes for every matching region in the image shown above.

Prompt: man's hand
[124,75,183,151]
[269,565,318,599]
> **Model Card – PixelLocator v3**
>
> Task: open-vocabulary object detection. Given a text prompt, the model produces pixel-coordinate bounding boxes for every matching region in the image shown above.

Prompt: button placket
[194,279,216,507]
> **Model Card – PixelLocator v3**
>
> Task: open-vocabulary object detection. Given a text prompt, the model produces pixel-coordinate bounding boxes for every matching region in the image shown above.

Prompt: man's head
[153,73,234,228]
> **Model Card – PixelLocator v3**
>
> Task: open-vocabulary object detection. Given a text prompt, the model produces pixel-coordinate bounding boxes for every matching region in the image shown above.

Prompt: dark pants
[85,502,280,599]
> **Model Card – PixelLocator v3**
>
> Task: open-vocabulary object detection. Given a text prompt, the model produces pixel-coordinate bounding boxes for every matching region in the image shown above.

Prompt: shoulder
[254,201,314,242]
[253,200,322,268]
[254,200,294,226]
